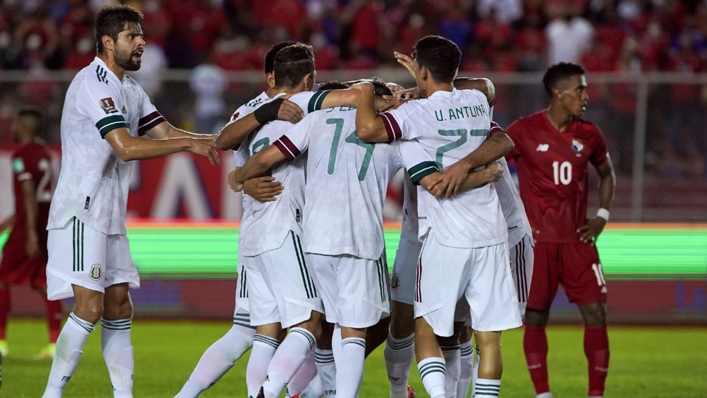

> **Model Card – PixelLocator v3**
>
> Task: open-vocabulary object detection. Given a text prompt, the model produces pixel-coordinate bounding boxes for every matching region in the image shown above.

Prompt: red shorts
[0,227,48,289]
[527,242,607,311]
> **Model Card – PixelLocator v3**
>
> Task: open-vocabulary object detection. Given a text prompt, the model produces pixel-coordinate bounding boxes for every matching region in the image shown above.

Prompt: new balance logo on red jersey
[536,144,549,152]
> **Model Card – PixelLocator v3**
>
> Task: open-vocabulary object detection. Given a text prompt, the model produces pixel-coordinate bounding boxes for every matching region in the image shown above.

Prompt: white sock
[299,373,324,398]
[471,346,480,397]
[315,348,336,397]
[474,378,501,397]
[176,323,255,397]
[246,335,280,397]
[418,357,446,398]
[101,318,134,398]
[442,345,461,398]
[384,333,415,398]
[335,337,366,398]
[42,313,95,398]
[457,342,473,398]
[262,328,316,398]
[332,325,343,369]
[536,393,553,398]
[286,348,317,397]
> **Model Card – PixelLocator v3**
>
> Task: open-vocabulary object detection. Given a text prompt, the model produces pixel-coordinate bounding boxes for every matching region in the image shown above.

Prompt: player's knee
[103,295,133,320]
[389,301,415,338]
[524,309,549,328]
[74,300,104,324]
[581,302,607,327]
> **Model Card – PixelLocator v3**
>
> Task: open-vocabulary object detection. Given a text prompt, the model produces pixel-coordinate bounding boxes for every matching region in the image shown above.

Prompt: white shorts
[234,260,250,315]
[414,232,522,336]
[46,217,140,300]
[244,231,324,328]
[509,234,534,319]
[390,238,422,305]
[307,253,389,329]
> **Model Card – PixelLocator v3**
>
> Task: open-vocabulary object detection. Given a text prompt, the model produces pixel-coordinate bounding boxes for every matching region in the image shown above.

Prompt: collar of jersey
[92,57,122,84]
[427,87,457,99]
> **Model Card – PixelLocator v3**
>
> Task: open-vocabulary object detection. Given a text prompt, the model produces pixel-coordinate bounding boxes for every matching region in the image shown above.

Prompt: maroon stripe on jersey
[489,121,504,135]
[274,135,300,160]
[138,111,166,136]
[380,112,402,143]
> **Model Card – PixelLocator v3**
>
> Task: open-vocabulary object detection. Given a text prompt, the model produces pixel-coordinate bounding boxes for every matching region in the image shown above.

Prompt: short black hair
[95,5,143,54]
[369,76,393,97]
[264,41,296,74]
[273,43,315,89]
[318,81,349,91]
[17,108,42,134]
[412,35,461,84]
[543,62,586,97]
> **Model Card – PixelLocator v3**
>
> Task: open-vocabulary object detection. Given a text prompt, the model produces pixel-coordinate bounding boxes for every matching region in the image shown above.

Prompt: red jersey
[505,111,608,244]
[10,141,53,238]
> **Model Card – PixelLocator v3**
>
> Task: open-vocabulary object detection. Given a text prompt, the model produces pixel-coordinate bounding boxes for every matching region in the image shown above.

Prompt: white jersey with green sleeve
[273,107,430,260]
[48,57,165,235]
[237,90,334,257]
[384,88,507,248]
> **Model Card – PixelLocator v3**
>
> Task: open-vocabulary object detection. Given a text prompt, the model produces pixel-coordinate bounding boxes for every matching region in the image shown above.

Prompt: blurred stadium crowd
[0,0,706,178]
[0,0,706,72]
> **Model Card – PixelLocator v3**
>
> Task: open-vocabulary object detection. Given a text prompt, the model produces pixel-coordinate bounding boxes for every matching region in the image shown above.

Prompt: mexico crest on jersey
[571,138,584,154]
[99,97,118,114]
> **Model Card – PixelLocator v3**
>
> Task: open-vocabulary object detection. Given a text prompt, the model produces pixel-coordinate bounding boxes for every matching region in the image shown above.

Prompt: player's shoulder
[244,92,269,109]
[573,117,602,135]
[506,112,540,135]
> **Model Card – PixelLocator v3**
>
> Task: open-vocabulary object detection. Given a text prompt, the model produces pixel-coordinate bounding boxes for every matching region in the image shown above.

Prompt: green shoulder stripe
[96,115,128,138]
[408,161,439,185]
[308,90,331,113]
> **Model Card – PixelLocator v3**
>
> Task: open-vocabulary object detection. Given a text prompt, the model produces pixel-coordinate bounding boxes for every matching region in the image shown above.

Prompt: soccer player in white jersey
[41,5,219,398]
[227,44,364,398]
[176,41,304,398]
[355,35,523,398]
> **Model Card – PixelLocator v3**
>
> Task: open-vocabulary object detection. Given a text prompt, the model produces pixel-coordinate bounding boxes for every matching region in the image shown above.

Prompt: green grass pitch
[2,319,706,397]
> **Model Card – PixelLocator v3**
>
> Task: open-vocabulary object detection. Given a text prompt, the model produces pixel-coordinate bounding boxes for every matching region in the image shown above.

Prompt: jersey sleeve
[504,120,523,161]
[75,79,129,139]
[290,90,333,115]
[136,82,166,136]
[272,114,314,161]
[589,125,609,167]
[380,102,418,143]
[396,140,440,185]
[12,150,36,183]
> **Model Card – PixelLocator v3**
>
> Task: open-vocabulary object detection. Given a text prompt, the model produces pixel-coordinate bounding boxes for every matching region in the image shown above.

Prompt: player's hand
[243,176,283,202]
[481,161,504,183]
[228,168,243,192]
[386,82,406,94]
[380,95,406,112]
[531,227,539,245]
[188,138,220,165]
[277,98,304,124]
[438,159,473,198]
[393,51,416,78]
[577,217,607,245]
[395,87,424,100]
[425,174,448,198]
[26,232,40,259]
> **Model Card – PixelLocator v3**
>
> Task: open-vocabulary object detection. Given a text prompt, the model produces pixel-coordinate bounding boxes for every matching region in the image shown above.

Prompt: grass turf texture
[3,320,706,397]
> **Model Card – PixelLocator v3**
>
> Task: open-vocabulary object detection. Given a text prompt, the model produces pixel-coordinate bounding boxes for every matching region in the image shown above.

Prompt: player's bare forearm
[321,88,361,109]
[144,121,204,140]
[105,128,219,164]
[432,161,503,198]
[596,158,616,211]
[354,84,388,143]
[21,179,40,257]
[215,113,261,150]
[458,131,514,171]
[235,147,285,184]
[453,77,495,104]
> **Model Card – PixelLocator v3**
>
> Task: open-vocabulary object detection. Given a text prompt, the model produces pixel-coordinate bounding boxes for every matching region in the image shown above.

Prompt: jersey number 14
[326,118,374,181]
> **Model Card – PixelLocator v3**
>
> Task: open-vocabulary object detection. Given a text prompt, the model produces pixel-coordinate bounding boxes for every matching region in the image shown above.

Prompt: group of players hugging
[0,4,616,398]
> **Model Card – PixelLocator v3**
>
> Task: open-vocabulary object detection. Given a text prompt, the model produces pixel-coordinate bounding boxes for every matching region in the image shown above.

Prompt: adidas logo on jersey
[536,144,549,152]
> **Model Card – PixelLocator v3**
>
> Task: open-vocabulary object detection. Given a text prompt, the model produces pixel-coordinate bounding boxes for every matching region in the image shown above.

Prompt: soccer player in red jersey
[505,63,616,398]
[0,109,62,359]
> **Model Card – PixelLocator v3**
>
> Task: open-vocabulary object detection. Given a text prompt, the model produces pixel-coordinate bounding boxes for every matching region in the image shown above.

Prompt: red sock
[0,288,10,340]
[45,299,63,343]
[584,325,610,397]
[524,325,550,394]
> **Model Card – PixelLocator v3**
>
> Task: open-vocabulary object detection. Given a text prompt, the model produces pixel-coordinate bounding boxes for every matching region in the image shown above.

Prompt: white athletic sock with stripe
[457,342,473,398]
[101,318,134,398]
[471,346,480,396]
[286,348,317,397]
[298,373,324,398]
[315,348,336,397]
[474,378,501,397]
[336,337,366,398]
[176,322,255,398]
[247,335,280,397]
[262,328,316,398]
[418,357,446,398]
[42,313,95,398]
[384,333,415,398]
[442,345,461,398]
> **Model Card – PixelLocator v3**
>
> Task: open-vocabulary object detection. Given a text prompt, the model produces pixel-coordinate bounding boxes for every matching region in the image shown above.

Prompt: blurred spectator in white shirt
[189,58,227,134]
[545,0,594,65]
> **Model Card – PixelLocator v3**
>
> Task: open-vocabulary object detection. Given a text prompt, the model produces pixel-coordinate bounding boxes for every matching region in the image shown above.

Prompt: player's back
[11,141,54,233]
[302,107,402,260]
[505,111,608,243]
[393,89,507,248]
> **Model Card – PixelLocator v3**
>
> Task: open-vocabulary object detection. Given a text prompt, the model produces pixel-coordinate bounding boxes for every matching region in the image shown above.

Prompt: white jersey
[48,57,163,235]
[384,88,507,248]
[494,157,532,247]
[275,107,428,260]
[238,90,334,257]
[399,172,419,244]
